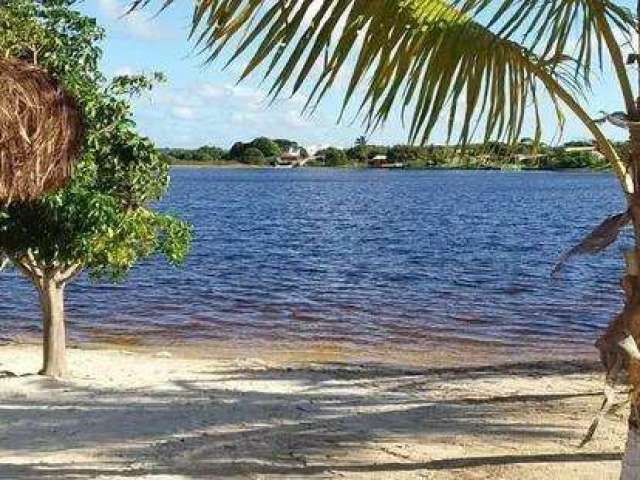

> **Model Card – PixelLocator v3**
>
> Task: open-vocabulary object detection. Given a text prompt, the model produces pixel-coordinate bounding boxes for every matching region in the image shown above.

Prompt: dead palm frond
[0,57,84,203]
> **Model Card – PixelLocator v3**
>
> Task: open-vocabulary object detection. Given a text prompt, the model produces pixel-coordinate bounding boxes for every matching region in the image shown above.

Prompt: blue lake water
[0,168,630,350]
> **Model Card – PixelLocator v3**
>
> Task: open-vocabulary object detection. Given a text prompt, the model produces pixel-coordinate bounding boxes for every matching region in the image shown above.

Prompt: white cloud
[230,112,260,125]
[171,106,197,120]
[227,85,266,101]
[283,110,315,128]
[153,82,267,110]
[198,84,227,99]
[131,74,364,148]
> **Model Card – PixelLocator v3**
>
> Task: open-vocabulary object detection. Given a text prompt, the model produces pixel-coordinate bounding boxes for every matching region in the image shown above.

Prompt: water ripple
[0,168,627,350]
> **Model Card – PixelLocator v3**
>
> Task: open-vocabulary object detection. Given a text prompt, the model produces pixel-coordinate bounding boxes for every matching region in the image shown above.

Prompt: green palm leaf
[129,0,633,151]
[456,0,634,78]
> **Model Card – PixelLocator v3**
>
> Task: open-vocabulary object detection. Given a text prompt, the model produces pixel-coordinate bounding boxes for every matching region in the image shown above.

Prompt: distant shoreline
[169,163,611,172]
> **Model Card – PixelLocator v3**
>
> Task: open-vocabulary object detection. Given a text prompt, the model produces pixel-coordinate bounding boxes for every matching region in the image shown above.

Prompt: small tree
[0,0,191,377]
[250,137,281,158]
[389,145,431,167]
[323,147,348,167]
[242,147,265,165]
[228,141,246,160]
[346,145,371,163]
[274,138,309,158]
[355,136,367,147]
[197,146,225,162]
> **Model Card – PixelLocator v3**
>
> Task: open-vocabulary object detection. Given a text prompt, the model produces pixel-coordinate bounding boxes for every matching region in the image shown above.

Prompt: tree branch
[12,257,44,289]
[25,249,44,277]
[55,263,83,286]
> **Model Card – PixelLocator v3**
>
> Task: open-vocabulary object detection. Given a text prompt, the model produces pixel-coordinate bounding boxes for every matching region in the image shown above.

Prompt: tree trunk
[37,278,67,378]
[621,123,640,479]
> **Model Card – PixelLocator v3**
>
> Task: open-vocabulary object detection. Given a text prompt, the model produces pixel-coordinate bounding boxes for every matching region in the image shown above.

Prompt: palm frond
[454,0,635,83]
[129,0,632,145]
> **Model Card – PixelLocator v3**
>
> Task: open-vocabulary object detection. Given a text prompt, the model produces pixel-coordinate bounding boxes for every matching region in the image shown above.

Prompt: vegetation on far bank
[162,136,624,170]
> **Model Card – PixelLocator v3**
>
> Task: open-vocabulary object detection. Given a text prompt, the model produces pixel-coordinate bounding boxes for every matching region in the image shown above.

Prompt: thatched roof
[0,57,84,203]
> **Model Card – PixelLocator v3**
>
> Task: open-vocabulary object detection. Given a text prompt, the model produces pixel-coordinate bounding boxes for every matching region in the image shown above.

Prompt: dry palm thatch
[0,57,83,203]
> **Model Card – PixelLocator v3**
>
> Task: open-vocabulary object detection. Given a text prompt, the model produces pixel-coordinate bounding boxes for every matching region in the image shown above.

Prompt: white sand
[0,342,628,479]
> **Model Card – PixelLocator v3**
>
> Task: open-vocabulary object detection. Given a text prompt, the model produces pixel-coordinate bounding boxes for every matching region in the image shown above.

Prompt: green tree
[228,141,246,160]
[549,151,608,169]
[368,145,390,158]
[274,138,309,158]
[0,0,191,377]
[563,140,596,148]
[346,145,371,163]
[196,145,225,162]
[250,137,281,158]
[161,146,228,164]
[322,147,348,167]
[388,145,432,167]
[242,147,265,165]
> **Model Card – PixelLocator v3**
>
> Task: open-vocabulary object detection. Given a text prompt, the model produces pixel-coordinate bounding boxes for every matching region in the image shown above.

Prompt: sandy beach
[0,341,628,479]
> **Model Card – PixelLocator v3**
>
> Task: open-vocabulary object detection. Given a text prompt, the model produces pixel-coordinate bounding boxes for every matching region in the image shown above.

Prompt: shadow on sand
[0,359,620,479]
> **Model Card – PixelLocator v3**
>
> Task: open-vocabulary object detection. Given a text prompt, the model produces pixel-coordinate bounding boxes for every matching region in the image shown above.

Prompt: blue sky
[78,0,631,151]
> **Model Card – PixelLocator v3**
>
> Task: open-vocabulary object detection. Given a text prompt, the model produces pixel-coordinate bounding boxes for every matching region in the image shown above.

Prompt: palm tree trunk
[36,277,67,378]
[621,411,640,479]
[621,124,640,479]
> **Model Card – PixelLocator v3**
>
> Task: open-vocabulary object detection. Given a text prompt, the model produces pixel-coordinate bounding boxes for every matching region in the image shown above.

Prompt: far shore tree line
[162,136,621,170]
[161,137,309,166]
